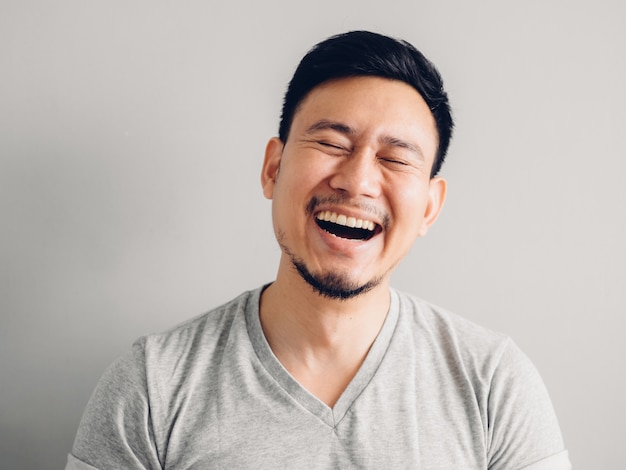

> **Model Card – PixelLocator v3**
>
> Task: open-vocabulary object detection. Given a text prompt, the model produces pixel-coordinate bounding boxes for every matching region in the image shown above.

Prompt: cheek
[271,164,315,224]
[280,155,333,194]
[391,184,430,226]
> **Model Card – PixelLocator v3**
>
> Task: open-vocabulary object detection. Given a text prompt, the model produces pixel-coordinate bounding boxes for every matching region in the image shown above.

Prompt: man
[67,31,571,469]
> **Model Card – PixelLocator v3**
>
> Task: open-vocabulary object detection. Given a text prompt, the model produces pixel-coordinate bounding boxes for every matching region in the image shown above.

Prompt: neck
[259,270,390,407]
[260,267,391,351]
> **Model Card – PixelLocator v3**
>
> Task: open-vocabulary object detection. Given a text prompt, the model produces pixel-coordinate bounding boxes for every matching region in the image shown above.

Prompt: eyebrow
[379,135,425,161]
[305,119,425,160]
[305,119,355,136]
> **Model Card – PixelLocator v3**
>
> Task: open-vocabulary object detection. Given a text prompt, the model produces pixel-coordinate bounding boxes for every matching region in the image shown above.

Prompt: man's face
[261,76,446,299]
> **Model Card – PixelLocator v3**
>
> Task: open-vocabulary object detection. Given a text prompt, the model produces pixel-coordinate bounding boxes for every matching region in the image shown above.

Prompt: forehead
[292,76,438,158]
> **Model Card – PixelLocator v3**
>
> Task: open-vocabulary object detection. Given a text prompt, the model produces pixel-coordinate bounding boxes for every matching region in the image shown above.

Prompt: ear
[418,177,447,237]
[261,137,284,199]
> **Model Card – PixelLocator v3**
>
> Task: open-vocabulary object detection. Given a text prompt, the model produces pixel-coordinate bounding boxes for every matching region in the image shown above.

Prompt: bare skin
[260,264,391,407]
[259,77,446,407]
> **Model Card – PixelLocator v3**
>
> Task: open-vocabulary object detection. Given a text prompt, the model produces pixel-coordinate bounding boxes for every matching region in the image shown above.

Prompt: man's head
[278,30,453,177]
[262,31,451,301]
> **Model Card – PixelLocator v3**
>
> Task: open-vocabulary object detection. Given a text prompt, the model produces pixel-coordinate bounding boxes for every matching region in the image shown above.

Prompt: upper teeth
[316,211,376,231]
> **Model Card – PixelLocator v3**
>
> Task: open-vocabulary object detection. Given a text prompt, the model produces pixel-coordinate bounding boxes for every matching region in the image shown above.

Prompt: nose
[328,148,381,198]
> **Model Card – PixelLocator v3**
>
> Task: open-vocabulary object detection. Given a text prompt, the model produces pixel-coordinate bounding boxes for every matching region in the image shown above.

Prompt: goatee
[291,257,381,300]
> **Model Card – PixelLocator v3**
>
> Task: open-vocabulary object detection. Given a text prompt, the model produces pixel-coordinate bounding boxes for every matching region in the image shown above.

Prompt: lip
[315,211,377,232]
[312,205,384,232]
[310,210,383,255]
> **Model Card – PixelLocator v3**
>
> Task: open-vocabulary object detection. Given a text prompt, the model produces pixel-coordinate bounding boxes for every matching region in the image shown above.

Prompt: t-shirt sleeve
[66,339,162,470]
[486,339,571,470]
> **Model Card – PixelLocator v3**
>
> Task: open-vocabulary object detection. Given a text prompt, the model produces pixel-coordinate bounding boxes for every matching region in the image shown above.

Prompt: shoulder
[87,287,260,397]
[392,289,510,365]
[141,288,257,361]
[392,289,552,393]
[71,288,262,466]
[390,290,566,468]
[121,287,263,398]
[84,287,260,412]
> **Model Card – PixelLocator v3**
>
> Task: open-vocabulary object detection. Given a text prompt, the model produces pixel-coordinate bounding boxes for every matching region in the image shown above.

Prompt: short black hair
[278,31,454,177]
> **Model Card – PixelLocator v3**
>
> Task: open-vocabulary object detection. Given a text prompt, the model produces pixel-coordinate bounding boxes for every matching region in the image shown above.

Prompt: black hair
[278,31,454,177]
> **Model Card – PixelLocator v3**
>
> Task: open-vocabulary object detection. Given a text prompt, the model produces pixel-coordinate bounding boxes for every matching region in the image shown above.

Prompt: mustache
[305,195,390,231]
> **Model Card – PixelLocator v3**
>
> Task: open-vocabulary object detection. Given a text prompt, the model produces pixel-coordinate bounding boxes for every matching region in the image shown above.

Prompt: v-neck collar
[245,286,400,428]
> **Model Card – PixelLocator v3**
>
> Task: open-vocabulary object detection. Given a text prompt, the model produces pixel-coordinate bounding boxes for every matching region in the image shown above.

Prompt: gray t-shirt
[67,287,571,469]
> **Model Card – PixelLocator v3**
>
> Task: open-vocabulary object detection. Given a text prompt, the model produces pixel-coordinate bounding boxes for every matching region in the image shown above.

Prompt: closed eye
[316,141,351,155]
[319,141,345,150]
[380,157,409,166]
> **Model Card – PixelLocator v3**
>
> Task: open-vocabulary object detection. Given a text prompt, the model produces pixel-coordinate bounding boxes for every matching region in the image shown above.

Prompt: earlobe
[418,177,447,237]
[261,137,284,199]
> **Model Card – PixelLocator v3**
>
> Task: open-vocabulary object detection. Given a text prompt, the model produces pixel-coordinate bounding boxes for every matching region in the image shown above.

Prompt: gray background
[1,1,624,468]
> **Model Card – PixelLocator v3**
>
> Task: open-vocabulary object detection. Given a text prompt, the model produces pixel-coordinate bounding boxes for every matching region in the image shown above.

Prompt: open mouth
[315,211,379,241]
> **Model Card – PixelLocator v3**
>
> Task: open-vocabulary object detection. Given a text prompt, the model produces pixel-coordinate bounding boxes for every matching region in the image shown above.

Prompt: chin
[292,257,381,301]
